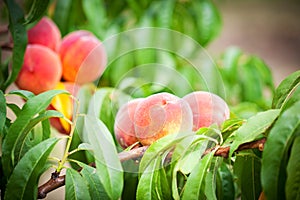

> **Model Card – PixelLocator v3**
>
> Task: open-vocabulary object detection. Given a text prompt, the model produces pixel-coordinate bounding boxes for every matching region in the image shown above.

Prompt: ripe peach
[114,98,144,149]
[134,92,193,146]
[27,17,61,52]
[183,91,230,131]
[15,44,62,94]
[59,30,107,84]
[49,82,80,134]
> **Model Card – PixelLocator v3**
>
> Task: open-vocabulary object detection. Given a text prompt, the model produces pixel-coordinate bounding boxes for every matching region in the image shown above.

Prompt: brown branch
[1,43,13,51]
[119,146,148,162]
[37,138,266,198]
[204,137,266,158]
[37,172,65,199]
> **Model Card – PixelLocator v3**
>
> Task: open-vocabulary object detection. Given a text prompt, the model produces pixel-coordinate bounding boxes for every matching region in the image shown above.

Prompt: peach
[49,82,80,134]
[114,98,144,149]
[134,92,193,146]
[15,44,62,94]
[183,91,230,131]
[59,30,107,84]
[27,17,61,52]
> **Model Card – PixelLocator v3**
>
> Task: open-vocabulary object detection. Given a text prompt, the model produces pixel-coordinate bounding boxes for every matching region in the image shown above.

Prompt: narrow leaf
[24,0,50,24]
[204,157,222,200]
[139,132,194,174]
[2,90,68,176]
[53,0,72,35]
[84,115,123,200]
[41,118,51,140]
[234,153,262,200]
[74,83,95,142]
[6,103,21,117]
[4,138,58,200]
[77,162,109,200]
[136,157,160,200]
[181,151,215,200]
[261,101,300,200]
[14,110,63,162]
[228,109,280,158]
[0,90,6,134]
[217,163,235,200]
[65,168,91,200]
[2,0,27,90]
[286,136,300,200]
[8,90,35,100]
[272,70,300,109]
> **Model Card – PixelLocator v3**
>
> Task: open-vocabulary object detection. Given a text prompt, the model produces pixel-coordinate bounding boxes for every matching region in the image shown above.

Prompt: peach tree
[1,0,300,200]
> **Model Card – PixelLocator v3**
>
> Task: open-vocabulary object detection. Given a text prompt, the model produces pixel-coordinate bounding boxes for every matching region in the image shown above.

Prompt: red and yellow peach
[27,17,61,52]
[49,82,80,134]
[59,30,107,84]
[133,92,193,146]
[15,44,62,94]
[114,98,144,149]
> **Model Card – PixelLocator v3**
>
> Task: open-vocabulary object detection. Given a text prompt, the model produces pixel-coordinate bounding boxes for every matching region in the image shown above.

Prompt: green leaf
[181,151,215,200]
[2,90,68,176]
[83,115,123,200]
[24,0,50,24]
[177,140,209,175]
[6,103,21,117]
[220,47,242,83]
[65,168,91,200]
[216,163,235,200]
[136,156,160,200]
[139,132,194,174]
[192,0,221,46]
[234,153,262,200]
[137,153,171,200]
[240,59,263,102]
[286,136,300,200]
[4,138,58,200]
[8,90,35,100]
[77,162,109,199]
[14,110,63,162]
[272,70,300,109]
[53,0,72,35]
[2,0,27,91]
[41,118,51,140]
[82,0,106,38]
[171,135,213,199]
[0,90,6,135]
[204,157,222,200]
[261,101,300,200]
[87,88,115,134]
[74,84,95,142]
[228,109,280,158]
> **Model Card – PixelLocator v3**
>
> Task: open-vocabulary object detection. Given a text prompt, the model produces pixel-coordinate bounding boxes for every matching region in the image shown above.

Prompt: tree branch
[37,138,266,199]
[37,172,65,199]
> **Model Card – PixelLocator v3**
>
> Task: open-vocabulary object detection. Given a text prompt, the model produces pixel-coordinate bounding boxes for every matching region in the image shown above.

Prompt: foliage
[0,0,299,200]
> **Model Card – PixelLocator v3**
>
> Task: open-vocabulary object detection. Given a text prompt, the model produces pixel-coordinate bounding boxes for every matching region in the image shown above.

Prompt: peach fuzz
[15,44,62,94]
[27,17,61,52]
[134,92,193,146]
[183,91,230,131]
[49,82,80,134]
[114,98,144,149]
[59,30,107,84]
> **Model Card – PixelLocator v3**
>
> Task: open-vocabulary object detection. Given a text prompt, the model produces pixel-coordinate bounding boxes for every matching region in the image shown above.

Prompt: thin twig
[37,138,266,199]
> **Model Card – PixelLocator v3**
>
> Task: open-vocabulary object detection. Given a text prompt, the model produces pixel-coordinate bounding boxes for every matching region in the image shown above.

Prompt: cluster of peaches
[15,17,107,134]
[114,91,230,149]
